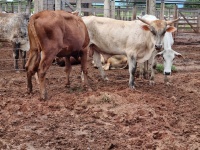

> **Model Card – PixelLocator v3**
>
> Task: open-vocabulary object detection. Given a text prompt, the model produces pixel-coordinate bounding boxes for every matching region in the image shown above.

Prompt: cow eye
[162,31,166,36]
[151,30,156,36]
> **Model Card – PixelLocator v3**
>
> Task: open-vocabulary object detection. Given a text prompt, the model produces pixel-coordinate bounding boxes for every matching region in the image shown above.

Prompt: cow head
[138,17,179,51]
[11,13,30,51]
[156,49,183,75]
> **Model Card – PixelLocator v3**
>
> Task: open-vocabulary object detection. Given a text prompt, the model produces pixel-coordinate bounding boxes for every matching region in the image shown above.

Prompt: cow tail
[29,16,42,67]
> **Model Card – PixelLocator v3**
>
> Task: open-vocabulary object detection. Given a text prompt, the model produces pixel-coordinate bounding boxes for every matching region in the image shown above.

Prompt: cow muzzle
[155,44,162,51]
[164,72,171,76]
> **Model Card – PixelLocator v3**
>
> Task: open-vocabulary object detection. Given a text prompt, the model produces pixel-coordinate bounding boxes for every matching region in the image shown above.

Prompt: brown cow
[53,56,81,67]
[25,10,90,100]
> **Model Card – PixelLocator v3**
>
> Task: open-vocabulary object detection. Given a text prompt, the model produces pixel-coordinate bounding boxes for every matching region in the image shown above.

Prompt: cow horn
[137,17,151,25]
[71,11,79,16]
[166,18,180,25]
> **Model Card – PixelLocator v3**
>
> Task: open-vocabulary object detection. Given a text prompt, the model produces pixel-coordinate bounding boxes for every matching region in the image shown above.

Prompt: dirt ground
[0,33,200,150]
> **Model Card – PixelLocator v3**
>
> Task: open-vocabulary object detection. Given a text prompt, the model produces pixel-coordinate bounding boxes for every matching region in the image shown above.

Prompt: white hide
[82,15,178,88]
[143,15,181,75]
[83,16,155,63]
[158,32,182,75]
[0,13,30,51]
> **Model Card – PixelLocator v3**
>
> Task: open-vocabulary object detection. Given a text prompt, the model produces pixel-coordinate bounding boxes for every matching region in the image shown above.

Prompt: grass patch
[156,64,177,73]
[101,94,111,103]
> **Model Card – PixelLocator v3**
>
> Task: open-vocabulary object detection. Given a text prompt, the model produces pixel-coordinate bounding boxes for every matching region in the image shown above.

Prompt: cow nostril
[155,45,162,50]
[165,72,171,75]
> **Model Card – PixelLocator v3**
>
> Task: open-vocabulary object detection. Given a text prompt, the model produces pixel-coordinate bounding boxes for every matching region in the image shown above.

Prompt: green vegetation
[156,64,177,73]
[101,94,111,103]
[184,0,200,8]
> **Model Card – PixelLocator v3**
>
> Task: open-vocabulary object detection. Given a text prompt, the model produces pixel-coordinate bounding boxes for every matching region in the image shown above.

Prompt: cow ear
[155,51,164,58]
[166,26,177,33]
[142,25,150,31]
[174,51,184,59]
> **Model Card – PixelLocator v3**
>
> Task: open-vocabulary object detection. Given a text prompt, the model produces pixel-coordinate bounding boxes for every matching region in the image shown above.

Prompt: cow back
[29,10,89,56]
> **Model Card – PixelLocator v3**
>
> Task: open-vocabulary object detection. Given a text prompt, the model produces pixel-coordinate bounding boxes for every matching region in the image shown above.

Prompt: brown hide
[54,57,81,67]
[25,10,90,100]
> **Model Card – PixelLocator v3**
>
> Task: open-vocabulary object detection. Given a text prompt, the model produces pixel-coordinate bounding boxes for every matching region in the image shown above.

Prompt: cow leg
[103,62,111,70]
[37,53,55,100]
[93,51,108,80]
[143,61,149,79]
[64,56,72,88]
[127,55,137,88]
[81,48,89,87]
[13,43,20,70]
[26,50,40,94]
[149,50,157,85]
[20,49,27,70]
[150,60,157,86]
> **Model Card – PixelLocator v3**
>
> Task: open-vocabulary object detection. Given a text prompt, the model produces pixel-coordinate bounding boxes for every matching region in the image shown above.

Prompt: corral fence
[0,0,199,72]
[0,0,199,33]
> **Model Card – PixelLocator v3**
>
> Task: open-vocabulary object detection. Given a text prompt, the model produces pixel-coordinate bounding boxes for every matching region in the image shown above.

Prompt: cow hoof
[87,87,93,92]
[129,85,136,89]
[165,82,171,86]
[27,88,32,94]
[149,81,155,86]
[40,95,48,101]
[39,97,47,101]
[15,70,20,73]
[104,77,109,81]
[65,84,70,88]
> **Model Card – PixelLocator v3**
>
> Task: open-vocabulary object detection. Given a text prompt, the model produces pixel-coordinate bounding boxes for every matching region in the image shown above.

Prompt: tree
[184,0,200,8]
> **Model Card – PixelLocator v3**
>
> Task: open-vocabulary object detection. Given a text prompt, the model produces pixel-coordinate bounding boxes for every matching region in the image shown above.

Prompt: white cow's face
[138,17,179,51]
[156,49,182,75]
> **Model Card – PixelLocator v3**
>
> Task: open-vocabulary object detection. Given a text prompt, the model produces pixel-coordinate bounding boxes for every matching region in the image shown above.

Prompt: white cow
[92,54,128,70]
[140,15,183,85]
[82,16,179,88]
[103,55,128,70]
[150,32,183,84]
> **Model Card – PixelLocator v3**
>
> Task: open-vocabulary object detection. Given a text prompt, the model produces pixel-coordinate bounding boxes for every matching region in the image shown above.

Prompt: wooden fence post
[146,0,156,15]
[104,0,110,18]
[5,3,8,12]
[61,0,66,11]
[0,3,2,13]
[39,0,43,12]
[198,10,200,33]
[18,0,21,13]
[26,0,32,14]
[110,0,115,19]
[173,4,178,37]
[132,4,137,20]
[11,2,14,13]
[34,0,38,13]
[116,6,120,20]
[55,0,61,10]
[160,0,165,19]
[76,0,82,15]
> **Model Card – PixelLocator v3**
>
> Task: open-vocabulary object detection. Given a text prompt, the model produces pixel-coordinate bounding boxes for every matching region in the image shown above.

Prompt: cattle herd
[0,10,181,100]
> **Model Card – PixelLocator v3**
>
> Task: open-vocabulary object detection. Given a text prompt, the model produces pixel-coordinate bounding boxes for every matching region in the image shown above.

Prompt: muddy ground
[0,33,200,150]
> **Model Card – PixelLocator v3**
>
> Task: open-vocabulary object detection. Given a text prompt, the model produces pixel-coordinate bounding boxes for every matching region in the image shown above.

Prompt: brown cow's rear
[25,10,90,100]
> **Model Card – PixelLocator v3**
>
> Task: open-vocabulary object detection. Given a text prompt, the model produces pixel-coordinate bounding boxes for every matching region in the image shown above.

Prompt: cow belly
[92,41,126,56]
[57,51,71,57]
[57,49,81,58]
[136,49,154,63]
